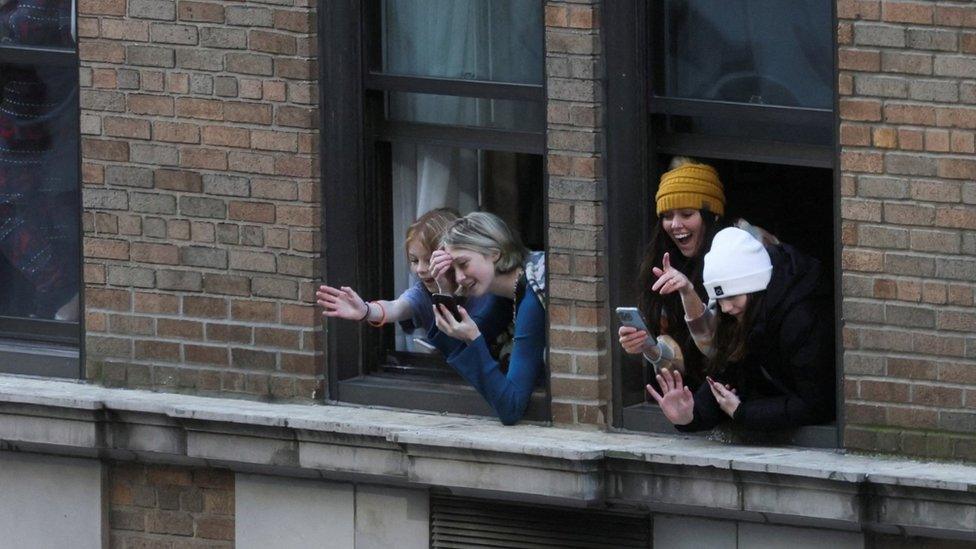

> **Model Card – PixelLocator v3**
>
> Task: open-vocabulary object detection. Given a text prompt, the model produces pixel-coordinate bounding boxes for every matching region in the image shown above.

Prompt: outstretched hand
[316,285,368,321]
[646,368,695,426]
[433,304,481,343]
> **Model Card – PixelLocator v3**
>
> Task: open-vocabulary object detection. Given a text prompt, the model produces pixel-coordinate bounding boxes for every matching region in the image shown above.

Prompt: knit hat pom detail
[703,227,772,300]
[656,163,726,216]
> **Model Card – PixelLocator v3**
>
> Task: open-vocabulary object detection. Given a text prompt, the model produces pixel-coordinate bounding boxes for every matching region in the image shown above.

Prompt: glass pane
[388,143,542,354]
[663,114,833,147]
[0,63,80,324]
[661,0,832,109]
[387,92,544,132]
[0,0,75,49]
[381,0,543,85]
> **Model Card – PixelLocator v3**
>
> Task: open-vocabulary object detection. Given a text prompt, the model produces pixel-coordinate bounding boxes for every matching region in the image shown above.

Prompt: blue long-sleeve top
[398,281,512,357]
[430,284,546,425]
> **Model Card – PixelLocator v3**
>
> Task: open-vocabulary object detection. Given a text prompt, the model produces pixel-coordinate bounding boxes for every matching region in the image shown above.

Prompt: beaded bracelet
[357,301,371,322]
[367,301,387,327]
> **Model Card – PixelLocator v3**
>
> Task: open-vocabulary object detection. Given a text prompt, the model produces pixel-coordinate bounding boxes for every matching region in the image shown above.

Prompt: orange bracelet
[367,301,386,327]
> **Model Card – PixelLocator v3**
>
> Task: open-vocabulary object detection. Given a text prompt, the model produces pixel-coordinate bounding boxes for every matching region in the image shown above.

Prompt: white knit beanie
[703,227,772,300]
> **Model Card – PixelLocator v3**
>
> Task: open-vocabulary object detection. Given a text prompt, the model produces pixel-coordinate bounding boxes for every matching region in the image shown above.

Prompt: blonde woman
[316,208,511,356]
[429,212,545,425]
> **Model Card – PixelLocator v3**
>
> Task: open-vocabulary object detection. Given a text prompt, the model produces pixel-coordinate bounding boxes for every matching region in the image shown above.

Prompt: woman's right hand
[646,368,695,426]
[651,252,694,297]
[316,285,368,321]
[618,326,649,355]
[429,249,455,293]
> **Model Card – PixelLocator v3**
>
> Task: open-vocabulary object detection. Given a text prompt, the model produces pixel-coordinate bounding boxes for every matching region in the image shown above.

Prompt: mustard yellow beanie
[655,164,726,216]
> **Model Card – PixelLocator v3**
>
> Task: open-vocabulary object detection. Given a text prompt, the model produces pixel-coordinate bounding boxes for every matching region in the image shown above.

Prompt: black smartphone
[432,293,462,321]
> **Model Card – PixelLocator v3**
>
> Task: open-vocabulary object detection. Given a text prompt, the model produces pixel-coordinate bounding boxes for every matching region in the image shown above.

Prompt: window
[320,1,548,419]
[0,0,81,377]
[605,1,840,446]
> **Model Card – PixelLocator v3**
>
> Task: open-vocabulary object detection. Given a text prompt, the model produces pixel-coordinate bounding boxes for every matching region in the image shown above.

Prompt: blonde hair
[404,207,459,257]
[440,211,528,273]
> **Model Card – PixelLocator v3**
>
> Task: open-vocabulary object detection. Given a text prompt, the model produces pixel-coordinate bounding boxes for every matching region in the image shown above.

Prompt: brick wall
[838,0,976,460]
[109,463,234,548]
[78,0,324,400]
[544,1,610,426]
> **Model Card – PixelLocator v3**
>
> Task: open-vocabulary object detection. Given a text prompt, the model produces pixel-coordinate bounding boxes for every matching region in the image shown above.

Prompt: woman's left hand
[707,376,740,418]
[433,304,481,343]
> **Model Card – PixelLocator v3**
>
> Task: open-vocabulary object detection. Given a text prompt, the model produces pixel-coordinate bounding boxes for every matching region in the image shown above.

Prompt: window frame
[319,0,550,420]
[604,0,843,447]
[0,19,83,379]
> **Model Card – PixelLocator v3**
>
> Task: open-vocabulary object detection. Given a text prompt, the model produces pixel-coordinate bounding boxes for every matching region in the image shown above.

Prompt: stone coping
[1,373,973,494]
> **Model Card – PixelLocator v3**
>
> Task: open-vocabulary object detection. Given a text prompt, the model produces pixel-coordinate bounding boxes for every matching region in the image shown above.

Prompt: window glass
[662,114,834,146]
[387,92,544,132]
[0,62,79,323]
[388,143,543,354]
[660,0,832,109]
[381,0,543,85]
[0,0,75,49]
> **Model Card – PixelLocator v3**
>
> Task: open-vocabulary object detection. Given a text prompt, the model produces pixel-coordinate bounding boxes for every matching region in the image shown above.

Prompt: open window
[0,0,81,377]
[321,0,549,419]
[606,0,840,446]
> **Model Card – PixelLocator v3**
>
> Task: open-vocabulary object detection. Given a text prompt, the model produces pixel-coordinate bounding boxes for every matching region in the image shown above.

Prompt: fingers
[618,326,637,337]
[645,383,664,404]
[315,285,344,299]
[651,267,664,278]
[651,272,669,292]
[673,369,684,389]
[437,304,459,327]
[657,369,674,393]
[341,286,362,302]
[456,305,471,321]
[663,252,671,272]
[432,305,450,332]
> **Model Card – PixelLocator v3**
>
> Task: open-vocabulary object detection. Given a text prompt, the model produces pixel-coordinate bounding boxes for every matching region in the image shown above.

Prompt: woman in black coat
[647,227,835,432]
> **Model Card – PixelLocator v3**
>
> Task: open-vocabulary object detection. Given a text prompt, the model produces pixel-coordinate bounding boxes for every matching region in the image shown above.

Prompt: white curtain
[382,0,541,351]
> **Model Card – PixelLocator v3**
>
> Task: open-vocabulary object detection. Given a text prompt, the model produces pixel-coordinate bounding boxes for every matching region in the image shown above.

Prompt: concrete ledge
[0,375,973,540]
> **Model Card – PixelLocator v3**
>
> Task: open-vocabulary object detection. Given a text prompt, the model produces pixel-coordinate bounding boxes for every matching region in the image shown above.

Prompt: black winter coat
[677,243,835,432]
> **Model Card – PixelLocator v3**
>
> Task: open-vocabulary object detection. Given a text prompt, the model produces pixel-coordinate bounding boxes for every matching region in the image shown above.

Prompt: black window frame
[320,0,550,420]
[604,0,843,447]
[0,17,83,379]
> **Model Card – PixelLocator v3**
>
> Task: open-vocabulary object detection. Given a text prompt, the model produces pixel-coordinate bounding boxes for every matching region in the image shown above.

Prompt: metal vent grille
[430,495,650,549]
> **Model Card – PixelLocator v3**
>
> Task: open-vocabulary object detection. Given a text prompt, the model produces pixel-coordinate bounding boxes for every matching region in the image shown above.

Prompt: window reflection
[0,63,79,321]
[0,0,75,48]
[382,0,543,85]
[661,0,833,109]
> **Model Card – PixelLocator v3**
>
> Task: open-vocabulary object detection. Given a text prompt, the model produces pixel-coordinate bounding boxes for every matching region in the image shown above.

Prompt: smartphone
[432,293,462,321]
[615,307,650,333]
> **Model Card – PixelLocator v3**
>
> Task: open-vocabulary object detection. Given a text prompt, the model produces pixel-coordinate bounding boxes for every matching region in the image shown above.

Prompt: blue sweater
[434,285,546,425]
[399,281,512,357]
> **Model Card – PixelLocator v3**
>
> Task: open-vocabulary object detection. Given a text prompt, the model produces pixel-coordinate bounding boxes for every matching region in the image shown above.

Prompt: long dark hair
[637,210,724,387]
[708,292,766,377]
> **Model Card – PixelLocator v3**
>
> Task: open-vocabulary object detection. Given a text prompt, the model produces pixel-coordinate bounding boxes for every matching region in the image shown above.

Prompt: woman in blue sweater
[429,212,545,425]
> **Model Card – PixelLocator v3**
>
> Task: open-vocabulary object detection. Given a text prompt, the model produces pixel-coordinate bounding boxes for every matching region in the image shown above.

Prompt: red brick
[882,2,933,24]
[131,242,179,265]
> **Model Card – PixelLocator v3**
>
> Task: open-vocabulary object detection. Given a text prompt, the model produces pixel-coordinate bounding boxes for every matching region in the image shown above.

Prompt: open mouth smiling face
[662,208,705,258]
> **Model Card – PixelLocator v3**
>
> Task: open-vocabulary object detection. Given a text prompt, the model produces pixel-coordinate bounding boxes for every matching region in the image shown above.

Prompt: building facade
[0,0,974,547]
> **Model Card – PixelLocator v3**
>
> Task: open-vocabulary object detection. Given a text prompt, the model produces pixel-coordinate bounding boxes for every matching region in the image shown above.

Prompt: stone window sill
[0,374,972,540]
